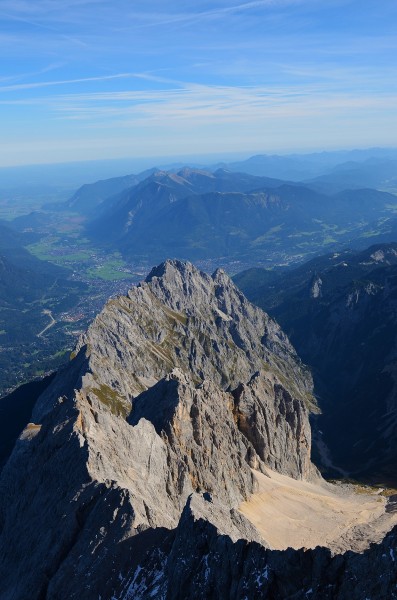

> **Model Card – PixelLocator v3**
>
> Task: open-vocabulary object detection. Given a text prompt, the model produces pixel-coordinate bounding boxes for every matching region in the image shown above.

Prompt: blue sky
[0,0,396,166]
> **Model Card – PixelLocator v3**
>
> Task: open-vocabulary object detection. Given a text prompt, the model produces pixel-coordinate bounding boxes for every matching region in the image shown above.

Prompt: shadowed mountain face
[0,221,72,295]
[235,243,397,482]
[84,167,397,264]
[63,169,160,216]
[118,503,397,600]
[0,374,55,472]
[0,221,43,260]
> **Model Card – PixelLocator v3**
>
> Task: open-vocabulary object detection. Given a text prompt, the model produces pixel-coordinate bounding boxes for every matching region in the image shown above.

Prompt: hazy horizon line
[1,144,397,171]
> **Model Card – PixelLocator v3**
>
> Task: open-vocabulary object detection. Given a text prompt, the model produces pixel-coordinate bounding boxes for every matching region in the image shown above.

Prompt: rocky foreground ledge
[0,260,396,599]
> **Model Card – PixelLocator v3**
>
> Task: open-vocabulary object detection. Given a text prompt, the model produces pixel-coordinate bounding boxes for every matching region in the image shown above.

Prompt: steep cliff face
[129,371,258,507]
[0,260,316,599]
[235,243,397,481]
[232,373,312,478]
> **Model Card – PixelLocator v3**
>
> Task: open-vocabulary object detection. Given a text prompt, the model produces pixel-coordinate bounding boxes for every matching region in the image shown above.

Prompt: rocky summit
[1,260,397,599]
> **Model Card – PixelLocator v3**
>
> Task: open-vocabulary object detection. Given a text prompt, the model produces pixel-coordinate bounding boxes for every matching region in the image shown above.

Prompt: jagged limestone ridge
[34,259,314,421]
[0,259,317,599]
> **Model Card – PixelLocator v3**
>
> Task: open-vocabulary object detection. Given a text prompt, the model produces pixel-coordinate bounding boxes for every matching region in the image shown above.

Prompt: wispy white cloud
[0,73,139,92]
[0,62,64,86]
[0,0,308,36]
[0,0,105,19]
[0,11,89,47]
[25,79,397,130]
[122,0,304,30]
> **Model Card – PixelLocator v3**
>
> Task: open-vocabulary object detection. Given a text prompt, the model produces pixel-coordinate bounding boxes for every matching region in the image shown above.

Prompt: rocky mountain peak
[33,259,315,478]
[145,258,209,287]
[150,170,192,188]
[0,259,321,599]
[212,266,229,284]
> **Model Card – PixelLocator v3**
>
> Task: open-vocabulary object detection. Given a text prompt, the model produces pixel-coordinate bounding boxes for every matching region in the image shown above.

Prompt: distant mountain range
[217,147,397,182]
[306,158,397,194]
[235,242,397,482]
[8,147,397,271]
[1,147,396,207]
[67,167,286,218]
[76,167,397,265]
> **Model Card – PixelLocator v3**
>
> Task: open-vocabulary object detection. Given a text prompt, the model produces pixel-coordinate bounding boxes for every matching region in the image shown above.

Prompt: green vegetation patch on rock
[91,384,129,418]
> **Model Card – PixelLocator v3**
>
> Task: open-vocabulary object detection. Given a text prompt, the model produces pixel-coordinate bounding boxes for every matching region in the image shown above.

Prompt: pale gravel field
[239,468,397,554]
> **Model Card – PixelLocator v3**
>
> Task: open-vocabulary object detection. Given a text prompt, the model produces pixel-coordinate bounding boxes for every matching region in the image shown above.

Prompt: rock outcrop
[120,501,397,600]
[129,370,258,507]
[34,259,314,480]
[0,259,317,599]
[232,372,312,478]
